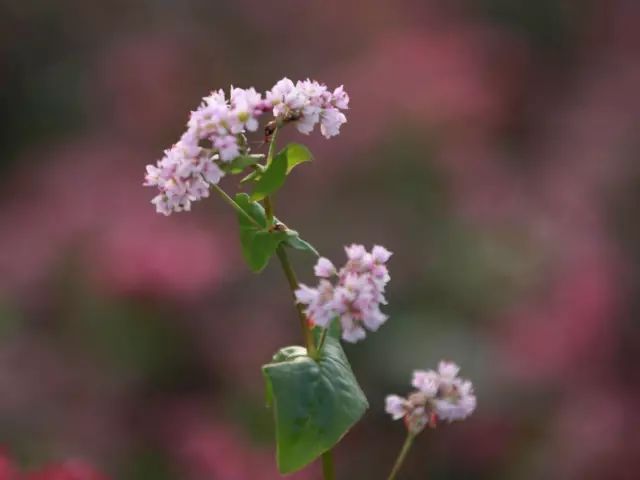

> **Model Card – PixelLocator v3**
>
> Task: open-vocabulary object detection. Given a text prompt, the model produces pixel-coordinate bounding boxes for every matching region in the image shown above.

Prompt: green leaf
[283,143,313,174]
[240,168,262,184]
[284,230,319,256]
[312,318,341,343]
[265,345,307,408]
[262,336,368,474]
[234,193,289,272]
[250,144,313,201]
[224,154,263,175]
[251,151,288,201]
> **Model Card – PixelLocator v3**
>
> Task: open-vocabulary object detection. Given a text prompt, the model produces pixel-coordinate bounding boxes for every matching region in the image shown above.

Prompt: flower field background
[1,0,639,478]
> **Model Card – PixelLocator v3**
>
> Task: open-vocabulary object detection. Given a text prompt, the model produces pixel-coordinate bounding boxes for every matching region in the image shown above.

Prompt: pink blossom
[313,257,336,278]
[295,244,391,343]
[266,78,349,138]
[387,361,476,434]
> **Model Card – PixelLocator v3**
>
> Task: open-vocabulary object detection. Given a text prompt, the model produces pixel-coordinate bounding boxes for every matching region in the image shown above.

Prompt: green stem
[322,450,336,480]
[211,183,262,228]
[266,126,280,165]
[264,196,275,224]
[263,126,279,222]
[274,231,336,480]
[387,433,416,480]
[316,327,329,354]
[275,245,317,358]
[266,124,334,480]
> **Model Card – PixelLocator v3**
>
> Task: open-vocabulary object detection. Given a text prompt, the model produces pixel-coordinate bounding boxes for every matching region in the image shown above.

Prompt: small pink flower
[386,362,476,434]
[265,78,350,138]
[295,244,392,343]
[314,257,337,278]
[385,395,409,420]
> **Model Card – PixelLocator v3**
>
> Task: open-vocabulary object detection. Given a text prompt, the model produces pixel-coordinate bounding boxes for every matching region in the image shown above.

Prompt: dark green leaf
[262,336,368,474]
[234,193,289,272]
[272,345,308,363]
[265,346,307,408]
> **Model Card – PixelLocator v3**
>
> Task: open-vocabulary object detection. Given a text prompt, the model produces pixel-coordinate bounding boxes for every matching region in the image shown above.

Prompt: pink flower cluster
[144,142,224,215]
[386,361,476,434]
[144,78,349,215]
[266,78,349,138]
[295,244,391,343]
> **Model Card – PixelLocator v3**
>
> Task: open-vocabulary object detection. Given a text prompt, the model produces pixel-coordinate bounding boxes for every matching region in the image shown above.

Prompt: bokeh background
[1,0,640,478]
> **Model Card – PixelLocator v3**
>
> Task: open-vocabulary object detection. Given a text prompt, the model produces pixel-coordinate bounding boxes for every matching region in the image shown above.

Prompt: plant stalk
[211,183,262,228]
[387,433,416,480]
[316,327,329,354]
[322,450,336,480]
[275,245,317,358]
[266,126,280,165]
[267,125,334,480]
[264,196,275,223]
[263,127,279,222]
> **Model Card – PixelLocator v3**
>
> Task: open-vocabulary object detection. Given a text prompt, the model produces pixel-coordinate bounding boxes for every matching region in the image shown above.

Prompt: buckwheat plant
[144,78,476,479]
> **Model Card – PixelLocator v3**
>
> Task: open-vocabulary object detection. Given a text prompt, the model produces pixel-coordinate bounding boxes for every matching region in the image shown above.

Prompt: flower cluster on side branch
[295,245,392,343]
[386,361,476,434]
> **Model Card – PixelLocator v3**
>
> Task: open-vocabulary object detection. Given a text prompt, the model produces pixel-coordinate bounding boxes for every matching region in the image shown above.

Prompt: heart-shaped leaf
[263,335,368,474]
